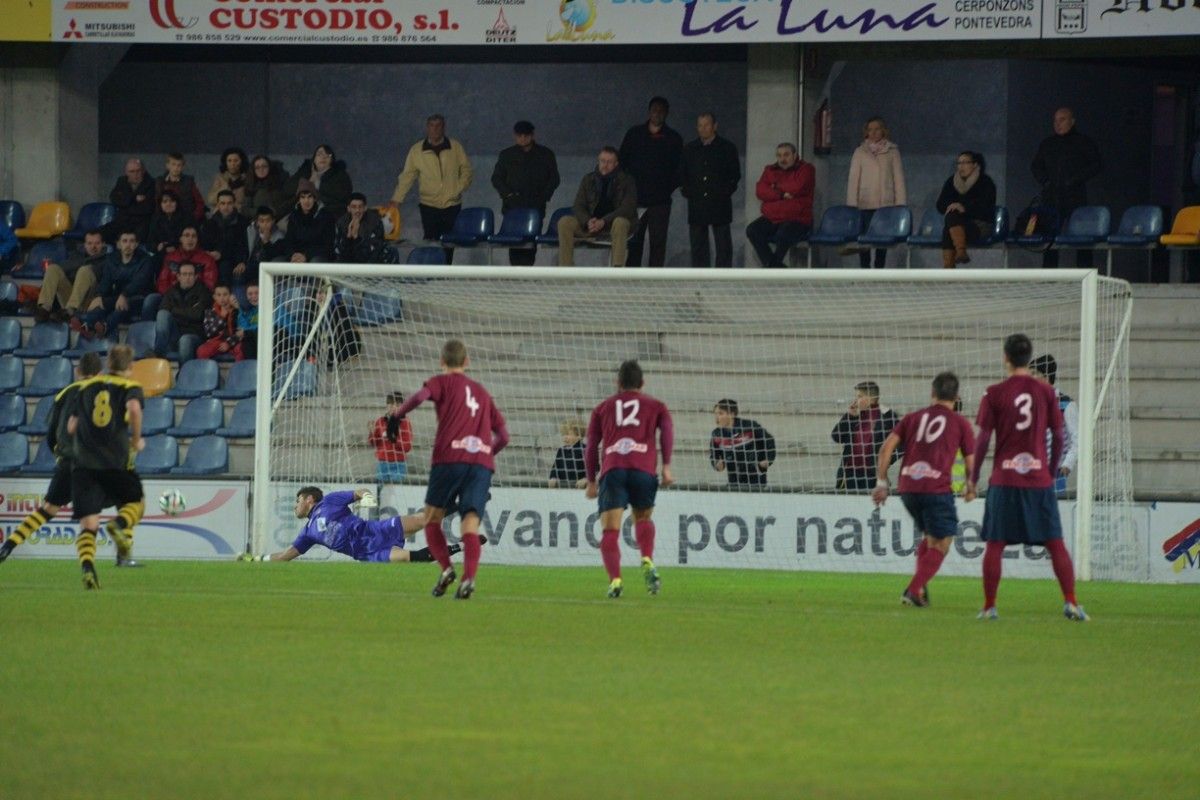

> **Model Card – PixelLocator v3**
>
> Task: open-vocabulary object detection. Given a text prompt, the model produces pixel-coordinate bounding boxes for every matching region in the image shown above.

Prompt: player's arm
[872,432,903,507]
[391,386,432,419]
[491,407,510,455]
[126,397,144,451]
[1061,400,1079,475]
[962,451,977,501]
[708,433,723,471]
[659,408,675,486]
[584,411,602,498]
[1048,396,1066,478]
[239,546,301,562]
[758,422,777,469]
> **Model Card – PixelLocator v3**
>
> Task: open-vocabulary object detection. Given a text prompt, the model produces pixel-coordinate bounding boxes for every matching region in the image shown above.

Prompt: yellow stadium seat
[377,205,402,242]
[1160,205,1200,246]
[129,358,172,397]
[14,201,71,240]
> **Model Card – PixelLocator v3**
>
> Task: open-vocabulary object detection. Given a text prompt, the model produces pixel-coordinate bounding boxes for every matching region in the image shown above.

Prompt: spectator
[155,152,206,223]
[206,147,250,210]
[243,155,290,219]
[491,120,560,266]
[30,229,107,322]
[201,189,250,286]
[847,116,907,269]
[1032,107,1102,268]
[746,143,815,268]
[620,96,683,267]
[237,284,260,360]
[244,206,286,290]
[709,399,776,488]
[334,193,388,264]
[548,418,587,488]
[195,284,243,361]
[78,230,154,340]
[557,146,638,267]
[0,220,17,273]
[280,180,335,263]
[832,381,900,493]
[146,189,188,258]
[105,158,156,243]
[155,262,211,363]
[1030,354,1079,494]
[679,112,741,268]
[287,144,353,221]
[159,224,218,294]
[390,114,473,262]
[369,392,413,483]
[937,151,997,268]
[309,284,362,368]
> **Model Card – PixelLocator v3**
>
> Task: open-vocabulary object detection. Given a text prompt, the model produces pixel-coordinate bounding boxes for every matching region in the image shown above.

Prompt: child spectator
[548,418,587,488]
[368,392,413,483]
[195,284,243,361]
[237,284,260,360]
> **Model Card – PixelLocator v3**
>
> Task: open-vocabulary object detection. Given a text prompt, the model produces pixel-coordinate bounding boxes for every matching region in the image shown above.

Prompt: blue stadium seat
[141,395,175,436]
[125,320,158,360]
[164,358,219,399]
[273,359,316,401]
[535,207,574,247]
[0,355,23,392]
[11,239,67,280]
[1055,205,1111,247]
[1105,205,1164,279]
[213,359,257,399]
[215,397,256,438]
[63,334,110,359]
[0,281,18,308]
[353,290,405,326]
[13,321,69,358]
[20,438,56,475]
[857,206,912,247]
[16,394,53,435]
[906,208,944,248]
[487,208,542,261]
[0,393,25,432]
[0,430,28,471]
[809,206,864,247]
[171,435,228,475]
[406,245,447,265]
[136,434,178,474]
[0,200,26,231]
[63,202,117,242]
[16,356,72,397]
[983,206,1010,246]
[439,207,494,252]
[166,396,224,437]
[0,318,21,354]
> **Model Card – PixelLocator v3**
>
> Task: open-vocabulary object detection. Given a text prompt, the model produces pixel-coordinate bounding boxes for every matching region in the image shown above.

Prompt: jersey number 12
[615,399,640,427]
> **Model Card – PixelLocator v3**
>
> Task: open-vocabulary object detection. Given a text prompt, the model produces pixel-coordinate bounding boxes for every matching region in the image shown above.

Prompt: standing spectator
[31,229,107,322]
[1030,354,1079,494]
[620,96,683,267]
[243,155,290,219]
[746,143,815,268]
[832,380,900,493]
[937,151,998,268]
[490,120,560,266]
[244,206,286,292]
[146,189,188,259]
[201,189,250,286]
[557,147,638,267]
[390,114,473,261]
[334,193,388,264]
[369,392,413,484]
[78,230,155,340]
[154,262,211,363]
[280,180,335,263]
[195,284,243,361]
[287,144,354,221]
[105,158,156,243]
[1032,107,1102,268]
[679,112,740,268]
[709,399,776,488]
[206,147,250,210]
[548,418,587,489]
[159,224,218,293]
[155,152,206,223]
[847,116,907,269]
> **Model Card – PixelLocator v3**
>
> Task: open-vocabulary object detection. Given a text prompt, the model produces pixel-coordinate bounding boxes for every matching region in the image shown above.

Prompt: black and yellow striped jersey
[47,380,88,461]
[68,375,144,471]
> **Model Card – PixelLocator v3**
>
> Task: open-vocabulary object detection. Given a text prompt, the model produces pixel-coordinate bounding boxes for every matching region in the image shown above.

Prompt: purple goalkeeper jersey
[291,491,389,560]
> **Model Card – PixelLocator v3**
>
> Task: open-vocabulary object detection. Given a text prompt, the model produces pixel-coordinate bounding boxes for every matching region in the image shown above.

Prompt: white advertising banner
[1147,502,1200,584]
[0,478,247,560]
[49,0,1200,45]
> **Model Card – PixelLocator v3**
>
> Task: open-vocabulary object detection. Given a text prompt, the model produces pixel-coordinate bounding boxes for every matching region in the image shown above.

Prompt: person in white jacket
[846,116,907,269]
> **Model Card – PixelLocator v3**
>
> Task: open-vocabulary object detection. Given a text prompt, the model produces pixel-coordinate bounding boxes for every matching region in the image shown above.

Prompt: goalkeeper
[241,486,460,563]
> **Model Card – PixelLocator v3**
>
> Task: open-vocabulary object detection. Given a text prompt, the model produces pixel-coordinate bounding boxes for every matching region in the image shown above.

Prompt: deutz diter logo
[1162,519,1200,573]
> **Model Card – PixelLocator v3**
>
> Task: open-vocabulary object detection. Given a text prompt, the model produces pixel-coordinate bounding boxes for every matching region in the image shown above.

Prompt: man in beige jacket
[391,114,474,261]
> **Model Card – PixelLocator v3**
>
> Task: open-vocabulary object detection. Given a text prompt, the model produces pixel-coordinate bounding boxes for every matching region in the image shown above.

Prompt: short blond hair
[560,418,585,438]
[442,339,467,368]
[107,344,134,373]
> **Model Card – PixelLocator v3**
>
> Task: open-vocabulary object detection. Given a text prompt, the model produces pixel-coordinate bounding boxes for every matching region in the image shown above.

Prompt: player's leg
[453,466,494,599]
[630,470,661,594]
[106,471,145,567]
[70,469,107,589]
[1,463,70,561]
[978,487,1009,618]
[422,464,460,595]
[597,470,629,598]
[903,494,955,606]
[1028,487,1087,620]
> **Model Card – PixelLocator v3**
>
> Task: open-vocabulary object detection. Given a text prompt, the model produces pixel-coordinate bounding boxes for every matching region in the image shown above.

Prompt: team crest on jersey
[452,436,491,454]
[1001,452,1042,474]
[901,461,942,480]
[605,437,648,456]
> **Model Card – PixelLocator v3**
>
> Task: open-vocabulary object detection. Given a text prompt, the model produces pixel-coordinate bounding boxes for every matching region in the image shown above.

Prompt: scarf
[310,161,329,190]
[866,139,892,156]
[953,166,981,196]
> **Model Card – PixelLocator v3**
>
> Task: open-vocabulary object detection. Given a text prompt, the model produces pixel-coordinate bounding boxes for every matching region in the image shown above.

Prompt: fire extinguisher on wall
[814,99,832,155]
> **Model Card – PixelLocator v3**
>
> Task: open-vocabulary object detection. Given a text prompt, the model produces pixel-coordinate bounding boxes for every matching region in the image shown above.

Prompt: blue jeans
[84,295,144,340]
[155,309,201,362]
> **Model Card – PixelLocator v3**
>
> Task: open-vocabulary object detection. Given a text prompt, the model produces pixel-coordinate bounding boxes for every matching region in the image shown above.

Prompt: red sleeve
[959,415,976,456]
[393,385,432,418]
[755,168,777,203]
[202,259,218,291]
[400,418,413,453]
[490,404,509,455]
[155,263,173,295]
[892,414,911,446]
[970,396,993,484]
[659,406,674,466]
[585,409,602,482]
[368,417,383,446]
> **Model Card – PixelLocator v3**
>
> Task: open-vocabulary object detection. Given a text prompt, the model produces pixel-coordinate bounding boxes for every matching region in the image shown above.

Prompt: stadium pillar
[745,44,802,258]
[58,45,128,211]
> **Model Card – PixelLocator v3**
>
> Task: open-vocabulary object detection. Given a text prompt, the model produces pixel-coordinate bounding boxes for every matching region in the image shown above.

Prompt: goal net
[253,266,1139,582]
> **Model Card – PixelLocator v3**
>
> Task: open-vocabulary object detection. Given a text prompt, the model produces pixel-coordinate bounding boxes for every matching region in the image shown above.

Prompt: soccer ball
[159,489,187,516]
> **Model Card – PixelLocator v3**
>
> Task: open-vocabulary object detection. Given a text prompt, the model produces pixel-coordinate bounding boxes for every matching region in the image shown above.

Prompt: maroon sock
[916,539,929,560]
[424,522,452,571]
[983,541,1005,608]
[635,519,655,561]
[1044,539,1077,605]
[462,533,481,582]
[600,529,621,580]
[907,547,946,596]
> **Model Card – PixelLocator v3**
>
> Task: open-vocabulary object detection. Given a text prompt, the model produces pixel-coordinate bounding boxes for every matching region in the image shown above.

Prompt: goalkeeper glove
[236,553,271,562]
[358,490,378,509]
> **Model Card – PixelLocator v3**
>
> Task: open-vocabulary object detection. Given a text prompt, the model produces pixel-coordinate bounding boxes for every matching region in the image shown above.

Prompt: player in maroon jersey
[873,371,977,607]
[390,339,509,599]
[970,333,1087,621]
[585,360,674,598]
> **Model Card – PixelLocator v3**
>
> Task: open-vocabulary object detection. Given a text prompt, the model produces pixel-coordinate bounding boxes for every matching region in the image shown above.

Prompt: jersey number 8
[92,389,113,428]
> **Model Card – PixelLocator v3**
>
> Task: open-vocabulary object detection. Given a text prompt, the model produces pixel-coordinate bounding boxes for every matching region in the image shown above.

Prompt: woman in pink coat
[847,116,907,269]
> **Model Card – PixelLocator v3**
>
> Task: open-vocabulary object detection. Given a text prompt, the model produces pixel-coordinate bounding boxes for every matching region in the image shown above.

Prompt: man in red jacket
[745,143,815,268]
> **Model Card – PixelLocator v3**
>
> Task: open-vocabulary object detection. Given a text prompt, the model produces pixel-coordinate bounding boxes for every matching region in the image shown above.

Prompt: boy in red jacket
[369,392,413,483]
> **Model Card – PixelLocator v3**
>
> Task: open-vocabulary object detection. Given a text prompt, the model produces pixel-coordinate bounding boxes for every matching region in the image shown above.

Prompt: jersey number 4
[914,412,946,443]
[465,386,480,418]
[615,399,640,427]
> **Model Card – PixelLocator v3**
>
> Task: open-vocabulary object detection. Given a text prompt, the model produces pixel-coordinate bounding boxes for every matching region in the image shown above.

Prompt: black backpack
[1012,198,1059,250]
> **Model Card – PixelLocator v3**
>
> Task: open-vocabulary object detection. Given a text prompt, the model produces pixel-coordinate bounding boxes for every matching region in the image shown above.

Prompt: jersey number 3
[465,386,480,418]
[1014,393,1033,430]
[615,399,640,427]
[92,389,113,428]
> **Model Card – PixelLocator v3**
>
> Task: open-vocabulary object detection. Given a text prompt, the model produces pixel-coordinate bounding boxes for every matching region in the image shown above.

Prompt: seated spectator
[368,392,413,483]
[309,284,361,368]
[280,181,335,263]
[155,152,206,223]
[236,284,260,360]
[77,230,154,340]
[146,189,188,259]
[0,220,17,273]
[243,155,290,219]
[832,380,899,493]
[30,228,108,322]
[207,147,250,210]
[105,157,156,243]
[334,193,388,263]
[548,418,587,488]
[201,189,250,286]
[195,284,243,361]
[244,206,286,292]
[287,144,353,220]
[709,399,776,488]
[557,146,637,267]
[937,151,997,267]
[154,262,211,363]
[746,143,815,268]
[160,224,218,293]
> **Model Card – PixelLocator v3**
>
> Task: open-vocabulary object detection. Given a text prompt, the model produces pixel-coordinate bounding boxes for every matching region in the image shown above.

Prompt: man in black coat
[619,96,683,267]
[201,189,250,285]
[709,399,776,489]
[679,112,741,268]
[831,380,900,494]
[105,158,156,244]
[491,120,560,266]
[1031,107,1102,268]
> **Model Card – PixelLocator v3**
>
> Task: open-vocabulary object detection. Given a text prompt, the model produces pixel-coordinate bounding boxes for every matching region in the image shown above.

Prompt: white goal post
[251,265,1136,582]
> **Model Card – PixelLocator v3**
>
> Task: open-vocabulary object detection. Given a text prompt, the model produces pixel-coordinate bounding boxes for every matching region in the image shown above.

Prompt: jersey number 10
[914,412,946,443]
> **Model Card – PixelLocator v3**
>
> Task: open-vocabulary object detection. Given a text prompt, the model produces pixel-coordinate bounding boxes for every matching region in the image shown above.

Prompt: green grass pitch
[1,560,1196,799]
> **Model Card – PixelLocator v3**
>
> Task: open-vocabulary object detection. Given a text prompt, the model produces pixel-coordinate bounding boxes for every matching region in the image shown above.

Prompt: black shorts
[598,469,658,513]
[900,493,959,539]
[44,460,74,508]
[424,463,492,519]
[981,485,1063,544]
[71,468,143,520]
